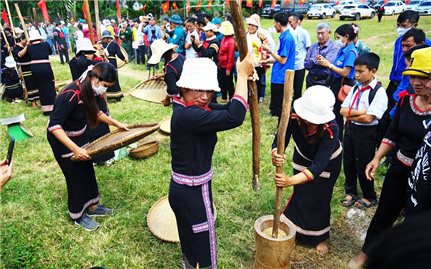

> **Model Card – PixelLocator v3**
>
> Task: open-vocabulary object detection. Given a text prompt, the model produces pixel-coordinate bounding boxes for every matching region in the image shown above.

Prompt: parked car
[261,4,282,18]
[307,4,337,19]
[334,1,356,13]
[415,0,431,15]
[383,1,406,15]
[340,4,376,20]
[373,0,385,10]
[405,0,423,10]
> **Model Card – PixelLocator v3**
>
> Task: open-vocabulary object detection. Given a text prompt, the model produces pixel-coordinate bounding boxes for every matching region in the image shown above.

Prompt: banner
[298,0,305,6]
[116,0,121,20]
[37,0,50,21]
[271,0,277,9]
[173,2,178,10]
[207,0,213,10]
[246,0,253,8]
[1,8,9,26]
[161,1,170,13]
[186,0,191,12]
[258,0,263,8]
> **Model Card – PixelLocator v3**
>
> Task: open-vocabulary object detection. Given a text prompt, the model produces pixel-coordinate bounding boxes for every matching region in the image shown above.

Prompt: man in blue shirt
[165,14,186,55]
[144,16,163,70]
[261,12,295,117]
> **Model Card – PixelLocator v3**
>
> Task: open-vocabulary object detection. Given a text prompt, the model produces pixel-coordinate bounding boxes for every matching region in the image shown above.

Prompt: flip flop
[355,198,378,209]
[341,195,357,207]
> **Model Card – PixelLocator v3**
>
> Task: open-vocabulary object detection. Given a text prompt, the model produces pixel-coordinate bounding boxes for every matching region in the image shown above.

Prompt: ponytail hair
[79,62,117,128]
[335,24,357,41]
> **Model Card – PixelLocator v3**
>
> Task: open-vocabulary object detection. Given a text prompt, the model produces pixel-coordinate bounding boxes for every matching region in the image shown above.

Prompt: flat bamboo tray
[129,140,159,159]
[117,46,128,69]
[159,117,171,135]
[71,123,159,161]
[129,79,166,104]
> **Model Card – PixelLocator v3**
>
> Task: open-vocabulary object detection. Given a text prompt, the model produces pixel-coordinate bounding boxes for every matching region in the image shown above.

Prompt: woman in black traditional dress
[272,85,342,255]
[69,38,114,164]
[169,55,253,268]
[47,62,128,231]
[101,30,127,101]
[19,30,56,115]
[13,33,38,106]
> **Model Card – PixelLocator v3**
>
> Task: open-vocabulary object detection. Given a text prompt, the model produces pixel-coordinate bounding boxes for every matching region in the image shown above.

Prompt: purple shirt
[304,39,338,78]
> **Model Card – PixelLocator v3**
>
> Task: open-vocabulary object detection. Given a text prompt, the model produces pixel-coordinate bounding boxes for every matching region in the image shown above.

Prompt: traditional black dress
[27,42,56,115]
[272,113,342,246]
[68,56,114,163]
[1,68,23,101]
[47,82,101,220]
[164,54,185,97]
[103,40,125,100]
[13,45,38,101]
[362,94,431,254]
[169,95,248,269]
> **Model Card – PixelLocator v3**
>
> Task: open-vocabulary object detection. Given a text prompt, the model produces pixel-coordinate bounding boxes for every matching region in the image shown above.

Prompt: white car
[334,0,356,13]
[340,4,376,20]
[415,1,431,15]
[384,1,406,15]
[307,4,337,19]
[405,0,423,10]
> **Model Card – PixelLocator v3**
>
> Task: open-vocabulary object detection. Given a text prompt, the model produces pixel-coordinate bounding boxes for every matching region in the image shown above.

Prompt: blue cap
[211,17,221,25]
[170,14,183,24]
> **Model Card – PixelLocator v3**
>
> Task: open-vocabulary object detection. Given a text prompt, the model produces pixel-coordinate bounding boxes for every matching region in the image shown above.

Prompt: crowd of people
[1,8,431,269]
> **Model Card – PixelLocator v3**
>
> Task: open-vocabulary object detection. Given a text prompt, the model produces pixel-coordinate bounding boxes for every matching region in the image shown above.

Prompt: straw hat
[176,58,220,92]
[28,30,42,41]
[202,22,218,32]
[170,14,183,25]
[5,56,16,68]
[293,85,335,125]
[246,14,261,27]
[147,39,177,65]
[76,38,96,55]
[218,21,234,36]
[101,30,114,39]
[403,47,431,77]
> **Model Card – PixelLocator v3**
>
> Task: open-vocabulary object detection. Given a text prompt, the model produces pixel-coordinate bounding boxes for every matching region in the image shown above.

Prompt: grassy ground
[1,15,431,269]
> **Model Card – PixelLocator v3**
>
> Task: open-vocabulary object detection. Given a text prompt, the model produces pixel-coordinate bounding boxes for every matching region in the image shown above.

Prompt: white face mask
[335,39,345,48]
[92,83,108,95]
[396,27,411,37]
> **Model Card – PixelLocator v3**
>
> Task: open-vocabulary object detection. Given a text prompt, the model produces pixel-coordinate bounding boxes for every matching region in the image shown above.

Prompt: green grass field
[1,15,430,269]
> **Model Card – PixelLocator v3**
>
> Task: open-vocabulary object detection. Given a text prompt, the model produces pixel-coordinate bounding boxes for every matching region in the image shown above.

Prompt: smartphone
[6,137,15,165]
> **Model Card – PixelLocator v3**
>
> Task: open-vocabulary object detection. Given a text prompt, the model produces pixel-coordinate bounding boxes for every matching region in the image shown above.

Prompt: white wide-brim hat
[293,85,335,125]
[147,39,177,65]
[218,21,234,36]
[76,38,96,54]
[28,30,42,41]
[202,22,218,32]
[5,56,16,68]
[177,58,220,92]
[246,14,261,27]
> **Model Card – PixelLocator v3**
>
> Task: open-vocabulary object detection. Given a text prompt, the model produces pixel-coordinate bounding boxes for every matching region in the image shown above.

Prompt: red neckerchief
[347,85,371,125]
[185,101,211,111]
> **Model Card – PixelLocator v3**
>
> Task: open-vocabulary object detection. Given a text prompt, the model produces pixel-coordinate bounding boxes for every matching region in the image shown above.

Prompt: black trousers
[256,67,266,98]
[219,67,234,100]
[343,124,378,200]
[329,77,354,141]
[270,83,284,117]
[293,69,305,101]
[362,158,411,254]
[59,48,69,64]
[137,45,146,64]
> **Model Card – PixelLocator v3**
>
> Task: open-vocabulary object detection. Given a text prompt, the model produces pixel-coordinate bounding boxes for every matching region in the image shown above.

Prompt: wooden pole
[229,0,261,191]
[83,0,95,44]
[14,4,30,41]
[94,0,102,41]
[272,70,294,238]
[0,24,11,54]
[4,0,16,37]
[32,8,38,23]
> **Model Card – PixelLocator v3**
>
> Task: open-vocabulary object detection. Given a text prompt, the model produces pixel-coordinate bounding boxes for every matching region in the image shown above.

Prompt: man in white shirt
[288,12,311,101]
[184,17,199,59]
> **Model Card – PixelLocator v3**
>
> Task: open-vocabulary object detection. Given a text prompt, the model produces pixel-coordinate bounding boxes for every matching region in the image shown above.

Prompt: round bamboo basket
[159,118,171,135]
[129,140,159,159]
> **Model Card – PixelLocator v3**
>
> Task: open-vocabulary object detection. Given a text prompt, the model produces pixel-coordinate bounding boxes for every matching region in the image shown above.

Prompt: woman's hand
[116,121,129,131]
[271,151,286,167]
[236,52,254,77]
[316,55,330,68]
[365,158,380,180]
[72,147,91,161]
[274,173,293,188]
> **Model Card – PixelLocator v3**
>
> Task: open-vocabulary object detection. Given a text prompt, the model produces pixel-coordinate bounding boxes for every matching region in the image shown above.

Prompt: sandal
[354,198,378,209]
[341,195,357,207]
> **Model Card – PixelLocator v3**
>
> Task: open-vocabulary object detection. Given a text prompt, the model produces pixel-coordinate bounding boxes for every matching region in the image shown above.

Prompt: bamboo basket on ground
[129,139,159,159]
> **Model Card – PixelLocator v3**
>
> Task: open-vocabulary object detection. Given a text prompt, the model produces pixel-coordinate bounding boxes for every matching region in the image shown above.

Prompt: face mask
[396,27,411,37]
[92,83,108,95]
[335,39,345,48]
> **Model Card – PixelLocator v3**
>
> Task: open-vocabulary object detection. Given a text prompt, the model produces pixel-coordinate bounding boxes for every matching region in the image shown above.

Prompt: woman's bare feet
[348,251,368,269]
[315,240,329,255]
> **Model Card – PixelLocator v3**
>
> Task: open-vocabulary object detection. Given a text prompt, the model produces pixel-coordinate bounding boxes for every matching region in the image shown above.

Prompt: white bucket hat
[202,22,218,32]
[5,56,16,68]
[176,58,220,92]
[28,30,42,41]
[293,85,335,125]
[76,38,96,55]
[246,14,261,27]
[147,39,177,65]
[218,21,234,36]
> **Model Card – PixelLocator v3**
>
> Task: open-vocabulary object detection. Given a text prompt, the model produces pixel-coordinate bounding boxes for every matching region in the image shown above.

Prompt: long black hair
[79,62,117,128]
